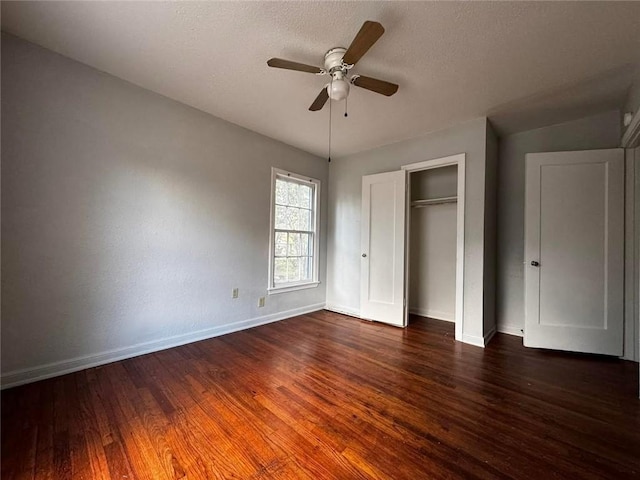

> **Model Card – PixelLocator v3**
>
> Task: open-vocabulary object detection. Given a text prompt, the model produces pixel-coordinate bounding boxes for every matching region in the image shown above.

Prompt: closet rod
[411,196,457,208]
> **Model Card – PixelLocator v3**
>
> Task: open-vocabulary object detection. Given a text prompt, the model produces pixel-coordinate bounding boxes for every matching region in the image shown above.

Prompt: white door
[524,149,624,355]
[361,170,407,326]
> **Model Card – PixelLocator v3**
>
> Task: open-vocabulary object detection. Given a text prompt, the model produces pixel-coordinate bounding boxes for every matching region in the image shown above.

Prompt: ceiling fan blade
[352,75,398,96]
[342,21,385,66]
[267,58,323,74]
[309,87,329,111]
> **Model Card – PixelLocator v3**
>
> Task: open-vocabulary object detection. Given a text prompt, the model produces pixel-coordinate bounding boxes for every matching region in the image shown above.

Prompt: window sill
[268,281,320,295]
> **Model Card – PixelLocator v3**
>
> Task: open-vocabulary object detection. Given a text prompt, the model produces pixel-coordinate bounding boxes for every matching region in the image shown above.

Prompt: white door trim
[624,149,638,362]
[402,153,466,342]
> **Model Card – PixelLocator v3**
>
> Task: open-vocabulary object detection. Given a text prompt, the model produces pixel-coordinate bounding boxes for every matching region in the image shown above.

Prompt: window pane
[300,233,310,256]
[299,185,312,209]
[300,256,312,281]
[292,207,300,231]
[275,205,287,229]
[288,233,301,256]
[287,182,300,207]
[275,179,288,205]
[274,258,287,284]
[276,206,300,230]
[298,208,311,231]
[287,258,300,282]
[287,207,299,230]
[275,231,288,257]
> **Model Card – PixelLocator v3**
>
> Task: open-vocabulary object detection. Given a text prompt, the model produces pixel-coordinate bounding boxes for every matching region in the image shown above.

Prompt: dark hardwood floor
[2,311,639,479]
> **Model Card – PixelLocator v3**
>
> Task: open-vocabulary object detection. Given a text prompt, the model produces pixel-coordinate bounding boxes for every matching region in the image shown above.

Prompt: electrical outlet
[258,297,265,308]
[232,288,239,299]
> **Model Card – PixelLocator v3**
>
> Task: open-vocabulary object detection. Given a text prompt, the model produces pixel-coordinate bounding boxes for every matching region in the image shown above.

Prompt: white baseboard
[1,303,326,390]
[409,308,455,322]
[461,333,485,347]
[497,324,524,337]
[324,303,361,319]
[462,326,496,348]
[484,326,496,345]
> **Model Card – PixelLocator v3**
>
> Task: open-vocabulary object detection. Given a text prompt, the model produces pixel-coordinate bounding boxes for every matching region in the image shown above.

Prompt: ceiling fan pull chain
[345,96,348,118]
[328,76,333,163]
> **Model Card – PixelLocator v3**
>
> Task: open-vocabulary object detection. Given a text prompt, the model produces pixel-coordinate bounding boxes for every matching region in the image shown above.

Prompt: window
[268,168,320,293]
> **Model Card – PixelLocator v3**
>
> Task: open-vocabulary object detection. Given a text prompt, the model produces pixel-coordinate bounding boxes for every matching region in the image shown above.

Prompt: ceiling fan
[267,21,399,111]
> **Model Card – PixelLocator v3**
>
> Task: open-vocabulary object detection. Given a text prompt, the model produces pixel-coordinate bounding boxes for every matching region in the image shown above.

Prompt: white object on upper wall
[622,109,640,148]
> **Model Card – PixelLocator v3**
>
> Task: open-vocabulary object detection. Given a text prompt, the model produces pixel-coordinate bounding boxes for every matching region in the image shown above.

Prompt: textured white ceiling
[2,1,640,157]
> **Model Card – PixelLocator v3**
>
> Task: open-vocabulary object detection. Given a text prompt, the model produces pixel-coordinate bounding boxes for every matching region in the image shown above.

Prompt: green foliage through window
[272,175,317,286]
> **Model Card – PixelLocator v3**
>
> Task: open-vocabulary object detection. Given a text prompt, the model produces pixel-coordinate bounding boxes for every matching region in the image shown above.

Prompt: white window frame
[268,168,321,294]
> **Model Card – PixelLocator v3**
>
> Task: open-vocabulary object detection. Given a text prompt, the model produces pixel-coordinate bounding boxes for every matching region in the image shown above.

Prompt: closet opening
[402,154,465,341]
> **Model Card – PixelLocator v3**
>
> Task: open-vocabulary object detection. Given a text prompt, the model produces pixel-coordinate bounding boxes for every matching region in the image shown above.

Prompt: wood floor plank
[1,382,39,480]
[74,373,111,480]
[2,312,639,479]
[33,381,55,480]
[139,355,265,478]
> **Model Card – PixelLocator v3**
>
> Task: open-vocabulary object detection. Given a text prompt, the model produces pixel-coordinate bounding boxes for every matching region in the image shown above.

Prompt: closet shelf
[411,196,457,208]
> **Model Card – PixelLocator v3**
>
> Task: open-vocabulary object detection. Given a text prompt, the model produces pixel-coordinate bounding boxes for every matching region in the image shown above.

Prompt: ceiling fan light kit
[328,73,350,101]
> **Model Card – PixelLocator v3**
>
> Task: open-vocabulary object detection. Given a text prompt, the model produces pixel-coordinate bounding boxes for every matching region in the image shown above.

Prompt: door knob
[531,261,539,267]
[362,253,367,258]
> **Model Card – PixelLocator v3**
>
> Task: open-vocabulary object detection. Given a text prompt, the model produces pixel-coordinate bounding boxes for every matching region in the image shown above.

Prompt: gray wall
[409,167,458,321]
[326,117,493,343]
[496,110,621,335]
[1,34,328,380]
[483,122,499,337]
[636,147,640,372]
[410,165,457,200]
